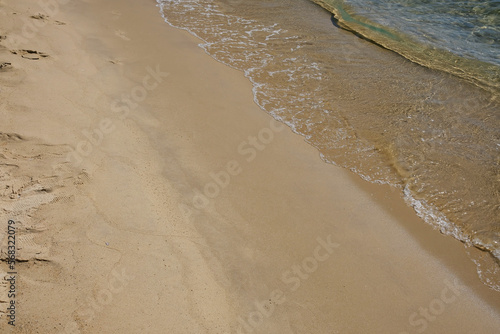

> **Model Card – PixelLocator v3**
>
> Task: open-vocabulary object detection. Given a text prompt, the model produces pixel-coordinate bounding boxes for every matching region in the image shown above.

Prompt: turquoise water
[313,0,500,91]
[342,0,500,66]
[158,0,500,290]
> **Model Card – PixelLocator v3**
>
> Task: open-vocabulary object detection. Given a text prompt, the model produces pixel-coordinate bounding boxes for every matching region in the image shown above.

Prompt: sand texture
[0,0,499,333]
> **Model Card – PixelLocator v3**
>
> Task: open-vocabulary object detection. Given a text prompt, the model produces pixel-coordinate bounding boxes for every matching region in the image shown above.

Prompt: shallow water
[341,0,500,66]
[313,0,500,92]
[157,0,500,290]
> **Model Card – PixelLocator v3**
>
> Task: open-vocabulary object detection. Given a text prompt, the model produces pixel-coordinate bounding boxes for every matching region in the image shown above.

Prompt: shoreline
[0,0,499,333]
[158,0,500,267]
[310,0,500,93]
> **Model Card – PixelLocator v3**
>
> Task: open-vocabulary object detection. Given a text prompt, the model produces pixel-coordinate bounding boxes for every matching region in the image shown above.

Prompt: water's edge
[310,0,500,94]
[155,0,500,291]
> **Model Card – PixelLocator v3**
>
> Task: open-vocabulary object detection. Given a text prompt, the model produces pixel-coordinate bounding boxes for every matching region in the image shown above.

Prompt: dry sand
[0,0,499,333]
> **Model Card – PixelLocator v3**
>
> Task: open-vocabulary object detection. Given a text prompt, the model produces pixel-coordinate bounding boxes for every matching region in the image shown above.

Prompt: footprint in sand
[31,13,66,25]
[0,270,9,306]
[114,30,131,41]
[30,13,48,20]
[0,62,11,70]
[0,132,81,264]
[108,59,122,65]
[10,49,49,60]
[111,10,122,20]
[16,233,50,261]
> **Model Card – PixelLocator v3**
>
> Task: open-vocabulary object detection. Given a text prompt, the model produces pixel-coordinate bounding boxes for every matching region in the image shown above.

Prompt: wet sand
[0,0,499,333]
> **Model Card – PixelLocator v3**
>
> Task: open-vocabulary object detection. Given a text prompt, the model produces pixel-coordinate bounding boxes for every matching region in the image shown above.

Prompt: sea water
[157,0,500,290]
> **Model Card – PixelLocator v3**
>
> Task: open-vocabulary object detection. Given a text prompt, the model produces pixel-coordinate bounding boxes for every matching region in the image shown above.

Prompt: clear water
[313,0,500,91]
[342,0,500,66]
[157,0,500,290]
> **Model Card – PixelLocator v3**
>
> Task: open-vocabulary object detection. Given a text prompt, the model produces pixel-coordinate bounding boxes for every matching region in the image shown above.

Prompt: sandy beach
[0,0,499,333]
